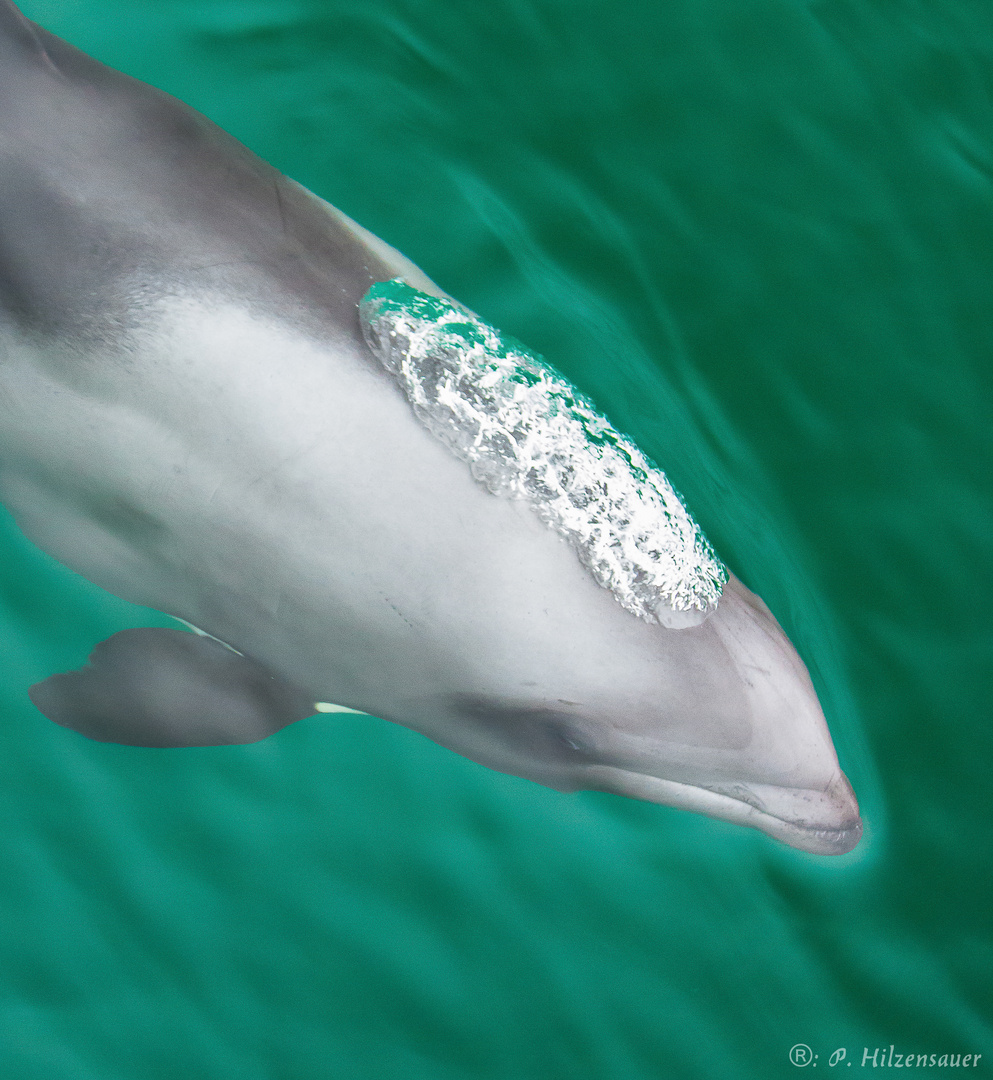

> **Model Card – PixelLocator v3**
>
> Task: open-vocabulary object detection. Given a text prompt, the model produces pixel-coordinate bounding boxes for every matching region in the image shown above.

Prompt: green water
[2,1,991,1077]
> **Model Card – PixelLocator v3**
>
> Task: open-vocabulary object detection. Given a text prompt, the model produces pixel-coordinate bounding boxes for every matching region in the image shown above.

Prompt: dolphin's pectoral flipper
[29,628,318,747]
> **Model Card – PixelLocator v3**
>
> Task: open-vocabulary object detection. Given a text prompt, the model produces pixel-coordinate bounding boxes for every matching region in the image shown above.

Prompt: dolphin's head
[359,282,861,855]
[424,572,861,856]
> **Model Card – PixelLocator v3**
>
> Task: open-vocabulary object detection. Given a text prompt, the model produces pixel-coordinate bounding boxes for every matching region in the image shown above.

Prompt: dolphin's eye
[453,696,598,763]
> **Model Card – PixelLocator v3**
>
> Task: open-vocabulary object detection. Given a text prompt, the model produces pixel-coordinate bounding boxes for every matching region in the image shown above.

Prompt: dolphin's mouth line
[687,782,859,841]
[673,782,862,853]
[582,765,862,854]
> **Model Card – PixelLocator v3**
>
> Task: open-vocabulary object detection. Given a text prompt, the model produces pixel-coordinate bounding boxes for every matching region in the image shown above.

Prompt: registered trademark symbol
[790,1044,814,1067]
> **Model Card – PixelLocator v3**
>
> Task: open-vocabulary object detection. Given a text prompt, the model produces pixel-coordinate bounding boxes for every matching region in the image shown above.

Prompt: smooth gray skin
[0,1,861,854]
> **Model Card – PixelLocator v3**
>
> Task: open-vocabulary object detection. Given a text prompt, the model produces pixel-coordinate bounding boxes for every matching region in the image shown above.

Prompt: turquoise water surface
[2,1,991,1077]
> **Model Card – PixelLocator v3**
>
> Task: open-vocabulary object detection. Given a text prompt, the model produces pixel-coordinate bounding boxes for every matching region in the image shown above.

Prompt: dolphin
[0,0,861,854]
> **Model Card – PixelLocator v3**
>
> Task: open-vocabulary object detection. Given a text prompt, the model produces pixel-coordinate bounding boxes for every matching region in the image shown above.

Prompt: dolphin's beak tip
[780,772,863,855]
[832,816,864,854]
[800,815,863,856]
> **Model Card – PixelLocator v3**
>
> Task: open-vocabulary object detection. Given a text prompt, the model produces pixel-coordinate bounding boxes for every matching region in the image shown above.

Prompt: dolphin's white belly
[2,290,783,775]
[0,295,679,718]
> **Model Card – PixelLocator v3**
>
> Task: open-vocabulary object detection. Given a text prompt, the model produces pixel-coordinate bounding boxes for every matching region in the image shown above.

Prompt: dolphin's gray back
[0,4,396,350]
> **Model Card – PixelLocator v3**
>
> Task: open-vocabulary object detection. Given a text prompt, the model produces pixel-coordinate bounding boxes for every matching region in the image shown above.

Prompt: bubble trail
[360,278,727,625]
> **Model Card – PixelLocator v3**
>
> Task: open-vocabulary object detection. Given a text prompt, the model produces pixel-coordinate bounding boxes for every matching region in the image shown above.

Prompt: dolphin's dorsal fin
[0,1,56,67]
[29,628,318,747]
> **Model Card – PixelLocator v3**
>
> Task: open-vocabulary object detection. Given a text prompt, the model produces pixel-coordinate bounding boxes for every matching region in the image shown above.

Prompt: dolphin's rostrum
[0,0,860,854]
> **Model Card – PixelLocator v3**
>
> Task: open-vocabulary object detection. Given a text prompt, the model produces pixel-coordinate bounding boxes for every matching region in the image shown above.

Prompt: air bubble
[359,279,727,624]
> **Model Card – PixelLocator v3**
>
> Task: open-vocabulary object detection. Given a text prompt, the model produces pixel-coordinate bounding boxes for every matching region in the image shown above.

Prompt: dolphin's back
[0,7,406,347]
